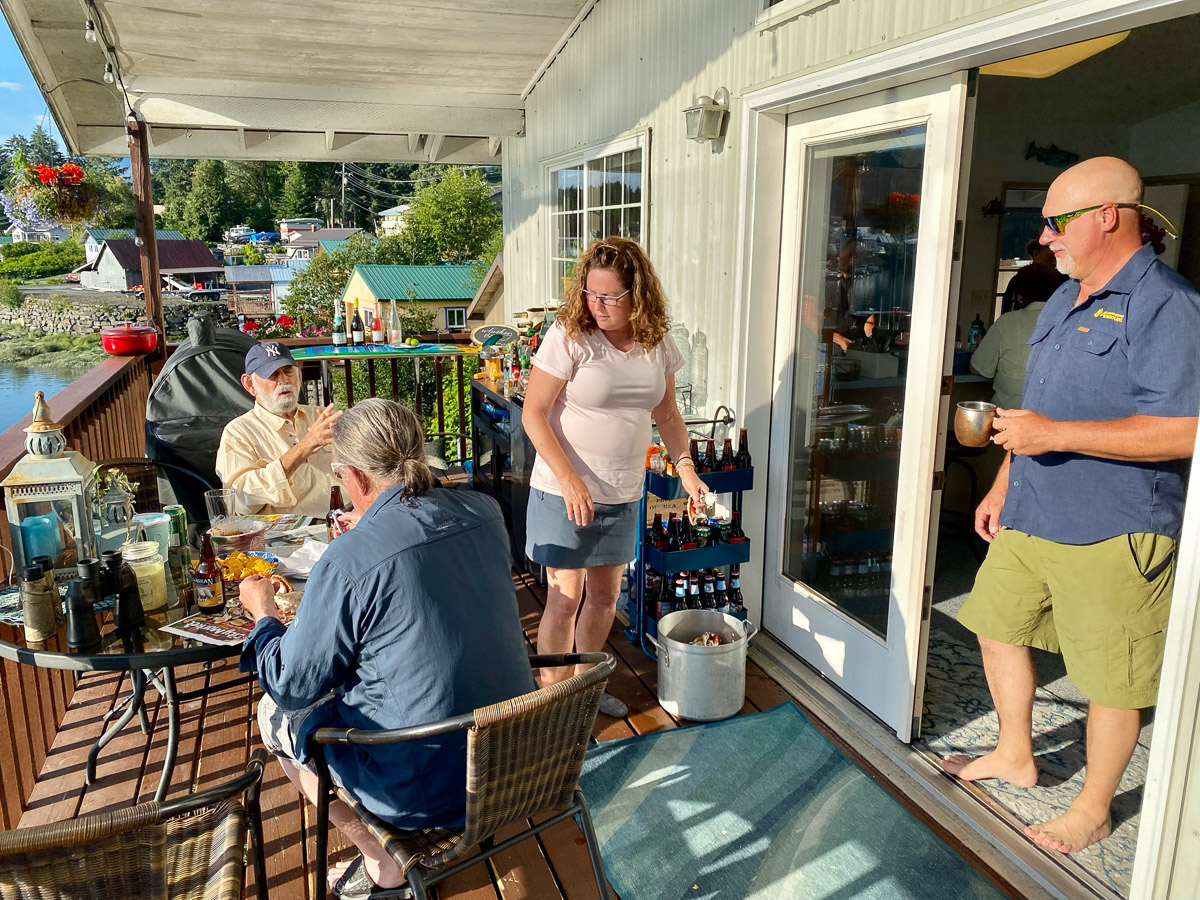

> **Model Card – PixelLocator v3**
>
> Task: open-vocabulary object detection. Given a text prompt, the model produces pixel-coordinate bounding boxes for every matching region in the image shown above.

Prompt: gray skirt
[525,488,639,569]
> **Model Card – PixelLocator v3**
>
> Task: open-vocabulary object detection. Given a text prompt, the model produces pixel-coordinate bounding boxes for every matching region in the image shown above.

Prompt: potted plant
[0,152,106,228]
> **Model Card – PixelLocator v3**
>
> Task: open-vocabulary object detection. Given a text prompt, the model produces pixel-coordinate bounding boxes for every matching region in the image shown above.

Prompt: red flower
[243,320,259,332]
[59,163,84,185]
[32,164,57,185]
[276,314,295,328]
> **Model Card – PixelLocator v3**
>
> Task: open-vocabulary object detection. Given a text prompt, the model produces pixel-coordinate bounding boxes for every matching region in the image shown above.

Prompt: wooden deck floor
[16,569,796,899]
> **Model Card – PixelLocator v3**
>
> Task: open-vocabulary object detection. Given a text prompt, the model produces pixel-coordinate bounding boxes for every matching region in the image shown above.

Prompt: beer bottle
[728,565,744,612]
[331,313,347,351]
[667,578,686,618]
[714,570,729,612]
[720,438,736,471]
[192,532,226,616]
[689,438,703,474]
[647,513,663,548]
[370,312,385,346]
[705,439,717,472]
[327,485,346,541]
[665,515,682,552]
[350,301,365,347]
[680,514,697,550]
[735,427,752,469]
[702,573,717,610]
[727,509,747,543]
[687,572,701,610]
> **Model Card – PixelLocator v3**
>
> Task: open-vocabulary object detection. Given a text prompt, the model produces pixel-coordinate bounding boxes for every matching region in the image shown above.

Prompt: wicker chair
[311,652,616,900]
[0,749,269,900]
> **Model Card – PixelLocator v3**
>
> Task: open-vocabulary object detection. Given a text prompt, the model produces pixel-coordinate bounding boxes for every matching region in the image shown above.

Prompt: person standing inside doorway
[523,238,707,717]
[942,157,1200,854]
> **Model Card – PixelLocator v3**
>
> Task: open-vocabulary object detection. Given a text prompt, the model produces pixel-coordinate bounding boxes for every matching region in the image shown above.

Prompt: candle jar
[121,540,168,611]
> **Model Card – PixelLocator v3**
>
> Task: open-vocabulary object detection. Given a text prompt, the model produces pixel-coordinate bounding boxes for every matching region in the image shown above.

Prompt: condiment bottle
[121,540,168,611]
[327,485,346,541]
[190,532,227,616]
[20,565,56,642]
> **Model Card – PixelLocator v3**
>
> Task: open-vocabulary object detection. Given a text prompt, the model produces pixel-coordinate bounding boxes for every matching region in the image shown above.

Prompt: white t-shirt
[529,321,684,504]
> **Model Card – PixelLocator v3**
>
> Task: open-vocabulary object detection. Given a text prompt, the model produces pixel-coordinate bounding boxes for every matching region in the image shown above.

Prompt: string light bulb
[84,19,97,42]
[103,62,114,84]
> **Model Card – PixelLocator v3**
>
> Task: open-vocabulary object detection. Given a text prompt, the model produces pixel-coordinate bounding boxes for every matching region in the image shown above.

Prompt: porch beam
[73,126,499,163]
[408,133,423,154]
[126,115,165,362]
[426,133,445,163]
[488,135,503,157]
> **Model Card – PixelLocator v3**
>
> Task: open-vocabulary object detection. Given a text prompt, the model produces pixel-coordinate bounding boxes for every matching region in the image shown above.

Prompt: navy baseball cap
[245,340,298,377]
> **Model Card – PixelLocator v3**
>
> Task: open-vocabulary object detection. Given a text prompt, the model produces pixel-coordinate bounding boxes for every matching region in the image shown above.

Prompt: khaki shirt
[216,403,334,518]
[970,302,1046,410]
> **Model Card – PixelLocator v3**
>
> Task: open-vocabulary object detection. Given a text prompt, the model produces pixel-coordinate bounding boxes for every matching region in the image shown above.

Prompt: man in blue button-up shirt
[239,398,535,895]
[944,157,1200,856]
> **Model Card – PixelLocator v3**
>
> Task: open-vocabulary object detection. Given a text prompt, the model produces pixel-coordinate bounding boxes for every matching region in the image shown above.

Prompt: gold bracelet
[676,458,696,470]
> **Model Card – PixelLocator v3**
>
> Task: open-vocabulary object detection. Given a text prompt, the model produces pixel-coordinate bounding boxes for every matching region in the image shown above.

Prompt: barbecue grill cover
[145,314,257,523]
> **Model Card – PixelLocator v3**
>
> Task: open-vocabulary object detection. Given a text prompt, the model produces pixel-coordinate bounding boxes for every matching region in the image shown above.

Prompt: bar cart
[626,464,754,660]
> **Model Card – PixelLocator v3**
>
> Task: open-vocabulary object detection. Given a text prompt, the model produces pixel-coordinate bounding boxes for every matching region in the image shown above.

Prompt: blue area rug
[579,704,1004,899]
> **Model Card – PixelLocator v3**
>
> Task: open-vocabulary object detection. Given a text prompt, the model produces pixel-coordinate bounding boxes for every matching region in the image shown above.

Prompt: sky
[0,16,65,148]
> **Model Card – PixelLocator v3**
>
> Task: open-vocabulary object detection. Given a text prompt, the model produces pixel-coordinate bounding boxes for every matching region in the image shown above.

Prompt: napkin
[273,538,328,577]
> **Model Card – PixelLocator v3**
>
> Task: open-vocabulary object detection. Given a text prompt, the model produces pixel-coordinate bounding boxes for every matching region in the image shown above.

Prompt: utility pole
[340,162,345,227]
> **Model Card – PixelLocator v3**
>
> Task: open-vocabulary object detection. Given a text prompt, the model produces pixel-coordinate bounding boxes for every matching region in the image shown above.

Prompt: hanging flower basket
[0,153,107,229]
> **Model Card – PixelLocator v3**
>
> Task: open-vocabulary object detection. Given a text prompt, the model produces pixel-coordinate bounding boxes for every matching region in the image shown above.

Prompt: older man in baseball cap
[216,339,341,518]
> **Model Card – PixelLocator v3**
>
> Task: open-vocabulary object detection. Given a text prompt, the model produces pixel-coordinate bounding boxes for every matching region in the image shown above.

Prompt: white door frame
[730,1,1200,895]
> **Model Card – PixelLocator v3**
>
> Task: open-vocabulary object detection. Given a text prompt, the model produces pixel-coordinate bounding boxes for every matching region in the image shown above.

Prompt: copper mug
[955,401,997,448]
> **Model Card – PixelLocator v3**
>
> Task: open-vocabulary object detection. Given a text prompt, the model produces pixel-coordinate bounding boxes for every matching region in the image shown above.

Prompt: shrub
[0,279,23,309]
[0,242,41,260]
[0,241,84,280]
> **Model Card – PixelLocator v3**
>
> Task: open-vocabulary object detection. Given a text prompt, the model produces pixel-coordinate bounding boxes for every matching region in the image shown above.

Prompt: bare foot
[1024,806,1112,854]
[940,751,1038,787]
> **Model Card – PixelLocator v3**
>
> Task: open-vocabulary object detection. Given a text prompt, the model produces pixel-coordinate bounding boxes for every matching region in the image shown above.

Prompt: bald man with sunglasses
[943,157,1200,854]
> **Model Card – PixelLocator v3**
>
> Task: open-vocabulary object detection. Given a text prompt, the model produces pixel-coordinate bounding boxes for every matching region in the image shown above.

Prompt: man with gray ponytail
[238,398,535,897]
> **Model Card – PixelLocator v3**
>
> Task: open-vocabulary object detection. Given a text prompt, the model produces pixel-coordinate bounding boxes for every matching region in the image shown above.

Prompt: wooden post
[126,115,165,362]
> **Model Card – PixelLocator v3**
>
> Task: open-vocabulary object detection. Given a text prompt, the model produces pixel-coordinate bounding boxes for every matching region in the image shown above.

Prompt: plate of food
[219,550,280,581]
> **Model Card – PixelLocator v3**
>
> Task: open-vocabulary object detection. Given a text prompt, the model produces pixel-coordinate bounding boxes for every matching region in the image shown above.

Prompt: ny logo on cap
[265,343,282,357]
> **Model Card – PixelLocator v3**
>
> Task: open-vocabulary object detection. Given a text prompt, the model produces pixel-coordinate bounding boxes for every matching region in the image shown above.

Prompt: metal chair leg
[315,766,331,900]
[405,866,428,900]
[87,668,146,783]
[573,789,610,900]
[153,667,180,802]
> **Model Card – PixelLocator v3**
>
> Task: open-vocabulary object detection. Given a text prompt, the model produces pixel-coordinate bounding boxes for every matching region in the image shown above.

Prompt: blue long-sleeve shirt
[241,485,535,828]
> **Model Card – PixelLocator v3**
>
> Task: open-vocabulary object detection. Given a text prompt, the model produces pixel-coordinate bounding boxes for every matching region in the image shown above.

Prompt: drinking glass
[204,489,237,524]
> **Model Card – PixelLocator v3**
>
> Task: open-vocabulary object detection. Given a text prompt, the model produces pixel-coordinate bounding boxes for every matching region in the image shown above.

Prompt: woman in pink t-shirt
[524,238,707,716]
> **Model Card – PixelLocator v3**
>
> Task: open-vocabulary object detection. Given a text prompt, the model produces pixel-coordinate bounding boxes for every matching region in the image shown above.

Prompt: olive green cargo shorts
[958,528,1175,709]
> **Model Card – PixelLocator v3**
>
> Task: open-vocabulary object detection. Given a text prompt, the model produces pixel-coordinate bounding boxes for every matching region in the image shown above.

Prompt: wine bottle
[371,312,384,345]
[350,301,365,346]
[331,313,347,351]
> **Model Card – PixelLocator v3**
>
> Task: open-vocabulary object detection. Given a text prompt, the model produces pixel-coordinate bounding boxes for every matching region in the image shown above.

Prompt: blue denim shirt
[241,485,535,829]
[1001,244,1200,544]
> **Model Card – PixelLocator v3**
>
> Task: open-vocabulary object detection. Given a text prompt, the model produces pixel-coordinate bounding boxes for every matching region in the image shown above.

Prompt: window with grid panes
[549,145,643,300]
[445,307,467,331]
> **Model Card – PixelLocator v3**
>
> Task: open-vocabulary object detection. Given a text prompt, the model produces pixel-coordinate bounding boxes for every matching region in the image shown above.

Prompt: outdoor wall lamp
[684,87,730,142]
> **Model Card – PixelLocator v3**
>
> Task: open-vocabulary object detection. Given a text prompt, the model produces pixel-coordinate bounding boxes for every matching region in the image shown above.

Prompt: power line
[343,174,413,201]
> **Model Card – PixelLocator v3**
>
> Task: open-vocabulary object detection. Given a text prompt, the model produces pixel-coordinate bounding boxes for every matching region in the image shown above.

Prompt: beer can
[164,504,188,549]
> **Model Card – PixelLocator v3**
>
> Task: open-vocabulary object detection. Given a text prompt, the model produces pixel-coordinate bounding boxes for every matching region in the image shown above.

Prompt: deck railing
[0,355,151,829]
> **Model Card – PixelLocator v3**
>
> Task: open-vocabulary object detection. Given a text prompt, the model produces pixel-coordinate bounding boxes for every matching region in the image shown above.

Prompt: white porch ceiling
[1,0,594,162]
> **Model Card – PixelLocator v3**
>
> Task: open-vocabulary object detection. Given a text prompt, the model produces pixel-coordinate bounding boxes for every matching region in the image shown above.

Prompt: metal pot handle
[742,620,759,643]
[647,632,669,667]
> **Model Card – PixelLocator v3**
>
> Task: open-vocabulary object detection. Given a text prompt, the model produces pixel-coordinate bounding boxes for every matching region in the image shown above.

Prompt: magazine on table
[158,610,261,646]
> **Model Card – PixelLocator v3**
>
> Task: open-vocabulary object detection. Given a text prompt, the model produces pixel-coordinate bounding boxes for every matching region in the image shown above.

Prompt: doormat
[921,624,1148,896]
[579,704,1004,899]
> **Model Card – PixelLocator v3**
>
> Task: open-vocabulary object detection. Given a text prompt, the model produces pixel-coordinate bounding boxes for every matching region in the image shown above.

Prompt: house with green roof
[83,227,187,264]
[340,264,478,333]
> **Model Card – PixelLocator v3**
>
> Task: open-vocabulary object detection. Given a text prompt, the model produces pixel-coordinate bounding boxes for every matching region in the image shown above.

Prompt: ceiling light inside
[980,31,1130,78]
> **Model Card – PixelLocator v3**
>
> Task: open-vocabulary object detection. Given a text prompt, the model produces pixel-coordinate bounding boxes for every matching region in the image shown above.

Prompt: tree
[468,229,504,294]
[25,124,63,168]
[226,161,284,231]
[152,159,196,231]
[395,167,500,264]
[278,161,331,219]
[242,244,266,265]
[182,159,229,241]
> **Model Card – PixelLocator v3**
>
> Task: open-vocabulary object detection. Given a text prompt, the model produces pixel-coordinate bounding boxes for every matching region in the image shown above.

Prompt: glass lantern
[2,392,98,581]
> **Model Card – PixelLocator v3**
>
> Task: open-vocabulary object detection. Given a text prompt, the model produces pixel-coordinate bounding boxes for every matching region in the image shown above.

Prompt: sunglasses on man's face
[1042,202,1140,236]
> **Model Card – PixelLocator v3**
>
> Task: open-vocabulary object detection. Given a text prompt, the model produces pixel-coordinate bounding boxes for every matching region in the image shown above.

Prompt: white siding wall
[504,0,1035,417]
